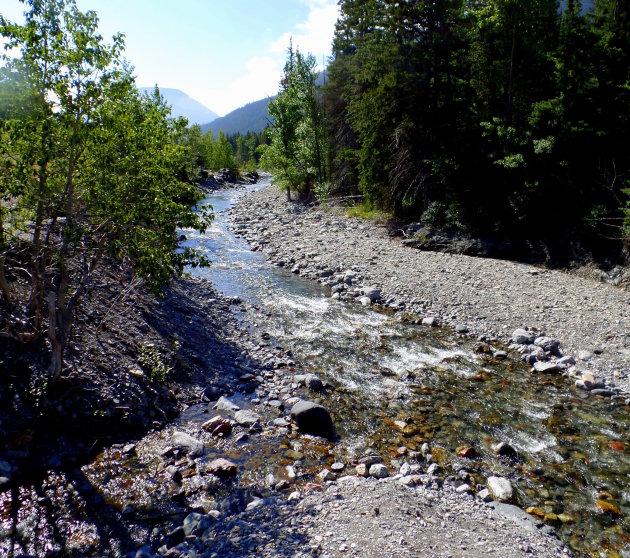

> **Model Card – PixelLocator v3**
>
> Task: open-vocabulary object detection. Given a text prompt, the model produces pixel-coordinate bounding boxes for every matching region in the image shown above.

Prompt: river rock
[214,396,240,412]
[201,416,233,437]
[487,476,513,502]
[533,361,561,373]
[492,442,519,459]
[206,458,238,479]
[234,409,260,427]
[512,329,535,345]
[172,431,204,457]
[304,374,324,391]
[369,463,389,479]
[534,336,561,355]
[362,286,381,301]
[183,512,214,536]
[290,400,334,438]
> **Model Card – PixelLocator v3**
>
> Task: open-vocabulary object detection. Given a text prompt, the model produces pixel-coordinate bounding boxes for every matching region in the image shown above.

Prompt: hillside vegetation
[262,0,630,260]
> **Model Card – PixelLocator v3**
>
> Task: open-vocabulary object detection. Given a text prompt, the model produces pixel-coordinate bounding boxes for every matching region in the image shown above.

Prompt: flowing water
[2,179,628,557]
[182,179,630,557]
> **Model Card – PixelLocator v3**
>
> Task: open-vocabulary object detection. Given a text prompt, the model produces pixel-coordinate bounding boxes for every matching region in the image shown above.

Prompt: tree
[259,41,328,200]
[0,0,211,382]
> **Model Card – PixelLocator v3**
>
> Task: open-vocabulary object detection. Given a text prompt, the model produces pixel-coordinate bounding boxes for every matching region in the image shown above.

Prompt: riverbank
[230,184,630,397]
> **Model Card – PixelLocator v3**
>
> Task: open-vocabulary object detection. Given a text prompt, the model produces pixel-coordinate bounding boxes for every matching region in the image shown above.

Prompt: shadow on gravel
[0,275,276,556]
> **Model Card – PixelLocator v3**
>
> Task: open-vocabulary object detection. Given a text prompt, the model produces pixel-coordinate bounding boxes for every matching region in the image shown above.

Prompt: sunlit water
[3,180,627,557]
[183,179,630,556]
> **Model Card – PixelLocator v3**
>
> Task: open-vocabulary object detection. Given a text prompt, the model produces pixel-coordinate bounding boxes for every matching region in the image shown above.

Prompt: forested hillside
[318,0,629,253]
[201,97,272,136]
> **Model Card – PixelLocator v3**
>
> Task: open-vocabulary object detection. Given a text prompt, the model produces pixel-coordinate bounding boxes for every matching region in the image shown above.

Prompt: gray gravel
[230,184,630,394]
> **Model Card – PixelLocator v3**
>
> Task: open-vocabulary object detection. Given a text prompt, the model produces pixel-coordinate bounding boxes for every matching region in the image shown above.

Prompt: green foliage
[139,344,171,383]
[0,0,212,381]
[259,41,328,200]
[324,0,630,246]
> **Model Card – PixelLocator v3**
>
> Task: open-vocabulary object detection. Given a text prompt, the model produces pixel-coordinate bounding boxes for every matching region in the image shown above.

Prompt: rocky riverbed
[5,178,628,557]
[230,184,630,398]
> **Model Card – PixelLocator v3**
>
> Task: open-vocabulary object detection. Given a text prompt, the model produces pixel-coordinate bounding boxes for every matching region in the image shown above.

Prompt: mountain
[139,87,219,125]
[201,97,272,136]
[199,70,327,136]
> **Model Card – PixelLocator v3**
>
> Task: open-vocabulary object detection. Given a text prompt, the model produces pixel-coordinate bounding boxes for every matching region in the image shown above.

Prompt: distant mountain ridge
[201,97,272,136]
[201,70,328,136]
[139,87,219,125]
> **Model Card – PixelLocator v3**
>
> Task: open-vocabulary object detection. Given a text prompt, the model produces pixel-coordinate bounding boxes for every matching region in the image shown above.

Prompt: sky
[1,0,340,116]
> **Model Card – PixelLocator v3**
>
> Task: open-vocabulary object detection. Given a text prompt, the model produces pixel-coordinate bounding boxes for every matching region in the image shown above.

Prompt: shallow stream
[2,179,628,557]
[183,179,630,556]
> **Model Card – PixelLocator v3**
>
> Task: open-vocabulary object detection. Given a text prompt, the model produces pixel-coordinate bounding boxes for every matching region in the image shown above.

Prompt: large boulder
[290,400,334,438]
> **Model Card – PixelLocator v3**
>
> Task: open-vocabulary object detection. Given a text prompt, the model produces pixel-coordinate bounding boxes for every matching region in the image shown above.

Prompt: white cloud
[196,0,339,116]
[271,0,339,66]
[195,56,283,117]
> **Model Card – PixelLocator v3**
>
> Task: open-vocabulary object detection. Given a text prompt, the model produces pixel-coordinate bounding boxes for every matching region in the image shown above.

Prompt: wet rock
[557,355,576,367]
[201,416,233,437]
[166,525,186,547]
[369,463,389,479]
[487,476,513,502]
[234,409,261,428]
[214,395,240,412]
[304,374,324,391]
[512,329,535,345]
[532,361,561,373]
[534,336,561,355]
[492,442,519,460]
[207,458,238,479]
[290,400,334,438]
[172,431,204,457]
[362,286,381,301]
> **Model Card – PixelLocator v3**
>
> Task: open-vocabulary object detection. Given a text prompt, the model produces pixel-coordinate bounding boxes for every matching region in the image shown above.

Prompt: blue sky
[1,0,340,116]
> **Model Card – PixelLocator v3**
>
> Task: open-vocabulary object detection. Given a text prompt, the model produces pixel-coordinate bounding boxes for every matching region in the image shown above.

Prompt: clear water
[181,179,630,557]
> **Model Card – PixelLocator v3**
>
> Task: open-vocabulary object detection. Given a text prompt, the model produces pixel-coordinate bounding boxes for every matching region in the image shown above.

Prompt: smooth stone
[359,296,372,306]
[290,400,334,438]
[362,286,381,301]
[331,462,345,471]
[234,410,261,427]
[455,325,469,334]
[214,396,240,412]
[183,512,213,536]
[422,316,438,327]
[369,463,389,479]
[487,476,513,502]
[172,431,204,457]
[206,458,238,479]
[557,355,576,367]
[512,329,535,345]
[456,483,472,494]
[304,374,324,391]
[534,336,561,355]
[476,488,492,502]
[532,361,561,373]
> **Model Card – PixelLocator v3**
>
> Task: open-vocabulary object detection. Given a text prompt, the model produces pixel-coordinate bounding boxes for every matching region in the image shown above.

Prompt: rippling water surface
[183,180,630,556]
